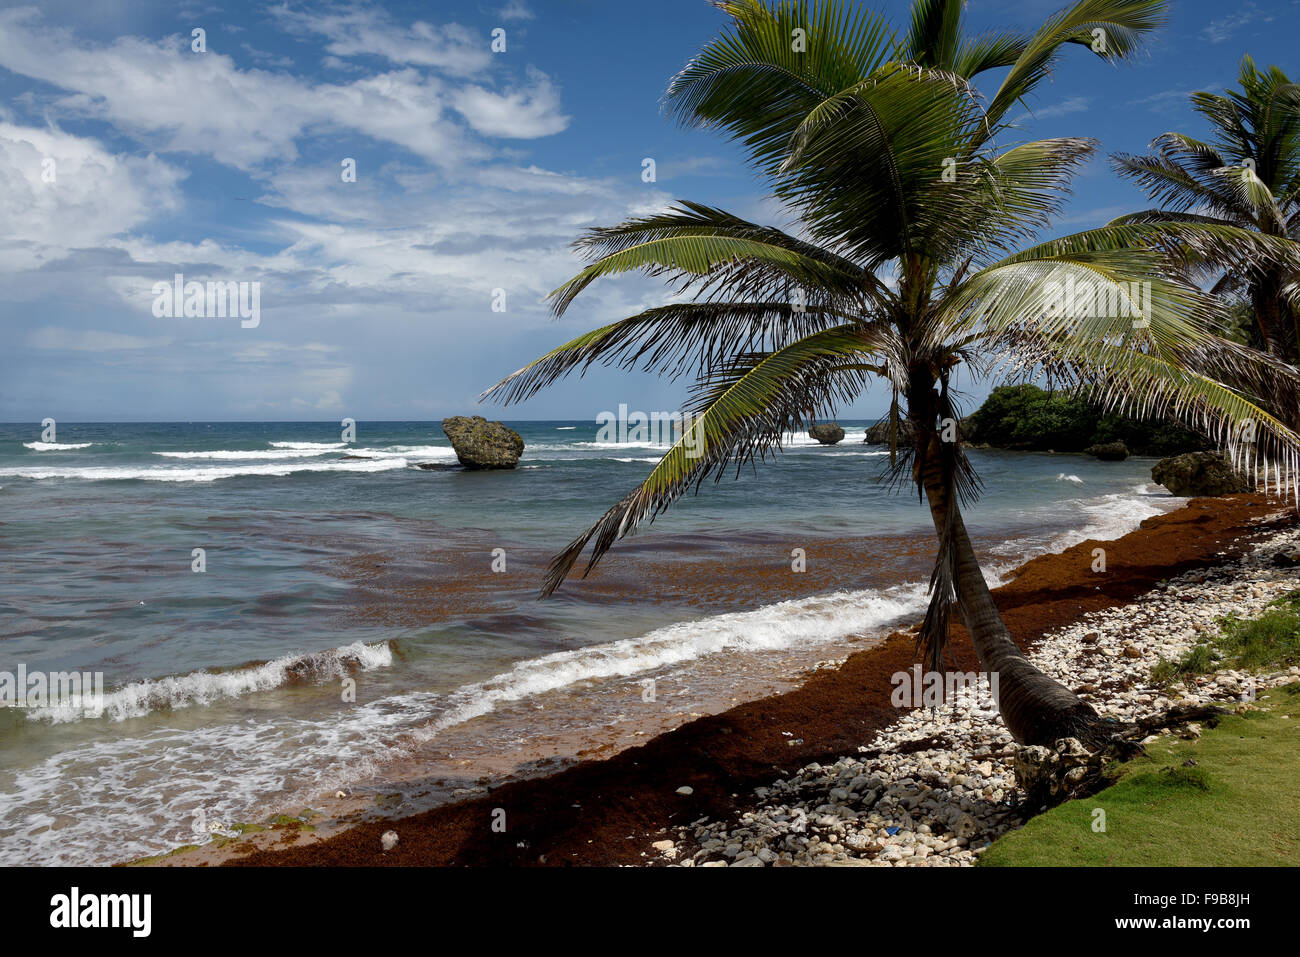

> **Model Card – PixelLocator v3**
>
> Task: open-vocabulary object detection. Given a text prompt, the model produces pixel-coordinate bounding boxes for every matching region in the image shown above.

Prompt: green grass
[1151,590,1300,686]
[979,685,1300,866]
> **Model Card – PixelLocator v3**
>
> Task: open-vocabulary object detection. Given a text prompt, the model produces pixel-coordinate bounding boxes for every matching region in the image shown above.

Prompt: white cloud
[0,4,673,420]
[0,10,491,170]
[1131,87,1200,113]
[271,3,491,75]
[1203,4,1275,44]
[320,54,361,72]
[1031,96,1092,120]
[452,67,570,138]
[0,122,185,272]
[496,1,535,22]
[651,155,734,180]
[1056,204,1132,227]
[320,69,488,164]
[473,164,614,195]
[240,43,295,68]
[72,163,674,340]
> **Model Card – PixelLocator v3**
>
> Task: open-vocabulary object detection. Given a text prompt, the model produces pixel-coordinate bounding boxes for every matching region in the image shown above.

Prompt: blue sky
[1,0,1297,422]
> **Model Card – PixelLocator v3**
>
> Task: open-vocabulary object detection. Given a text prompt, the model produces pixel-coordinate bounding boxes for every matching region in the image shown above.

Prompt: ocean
[0,420,1183,865]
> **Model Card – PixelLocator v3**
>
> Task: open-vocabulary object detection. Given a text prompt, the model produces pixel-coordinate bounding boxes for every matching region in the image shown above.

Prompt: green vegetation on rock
[266,813,316,831]
[962,384,1211,456]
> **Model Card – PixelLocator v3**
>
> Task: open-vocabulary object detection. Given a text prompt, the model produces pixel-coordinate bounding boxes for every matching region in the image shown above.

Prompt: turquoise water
[0,420,1181,864]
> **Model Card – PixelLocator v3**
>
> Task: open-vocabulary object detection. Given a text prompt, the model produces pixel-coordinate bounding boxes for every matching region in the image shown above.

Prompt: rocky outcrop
[863,419,917,445]
[440,416,524,469]
[1151,452,1253,497]
[1084,440,1129,461]
[808,423,846,445]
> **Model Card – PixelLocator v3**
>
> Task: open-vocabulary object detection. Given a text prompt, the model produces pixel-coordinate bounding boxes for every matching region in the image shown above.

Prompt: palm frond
[482,300,855,404]
[535,322,888,595]
[937,253,1300,503]
[547,202,888,316]
[984,0,1168,133]
[664,0,899,176]
[1110,147,1246,221]
[774,61,992,264]
[903,0,964,70]
[1211,163,1288,233]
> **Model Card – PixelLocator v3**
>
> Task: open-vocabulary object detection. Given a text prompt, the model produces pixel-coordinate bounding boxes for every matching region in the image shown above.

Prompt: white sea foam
[0,686,429,866]
[538,430,874,457]
[31,641,394,725]
[344,445,457,461]
[269,441,348,450]
[810,449,891,457]
[0,578,937,864]
[413,582,929,743]
[154,449,333,460]
[22,441,93,450]
[0,458,409,482]
[1051,483,1183,550]
[152,445,456,463]
[989,483,1184,583]
[780,431,831,447]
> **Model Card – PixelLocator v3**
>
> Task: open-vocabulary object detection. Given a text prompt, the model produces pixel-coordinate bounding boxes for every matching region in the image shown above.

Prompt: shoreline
[141,491,1294,867]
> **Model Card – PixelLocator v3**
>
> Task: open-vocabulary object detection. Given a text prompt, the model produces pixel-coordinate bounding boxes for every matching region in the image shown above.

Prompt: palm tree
[1111,56,1300,368]
[484,0,1300,748]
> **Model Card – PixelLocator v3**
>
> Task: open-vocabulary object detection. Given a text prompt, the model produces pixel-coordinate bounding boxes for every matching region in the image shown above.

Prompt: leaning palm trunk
[914,420,1107,746]
[908,370,1109,746]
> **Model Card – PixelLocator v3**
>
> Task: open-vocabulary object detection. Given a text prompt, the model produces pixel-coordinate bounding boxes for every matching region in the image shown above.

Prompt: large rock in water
[1084,440,1129,461]
[1151,451,1253,496]
[441,416,524,469]
[863,419,917,445]
[808,423,845,445]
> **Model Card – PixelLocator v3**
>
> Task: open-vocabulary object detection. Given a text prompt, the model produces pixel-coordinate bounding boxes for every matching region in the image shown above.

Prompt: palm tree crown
[1112,55,1300,367]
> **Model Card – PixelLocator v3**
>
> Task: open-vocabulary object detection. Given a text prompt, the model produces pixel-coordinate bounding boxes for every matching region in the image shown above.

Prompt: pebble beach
[662,516,1300,867]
